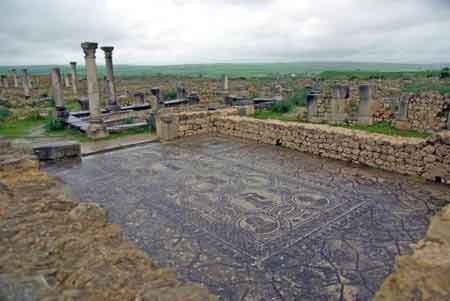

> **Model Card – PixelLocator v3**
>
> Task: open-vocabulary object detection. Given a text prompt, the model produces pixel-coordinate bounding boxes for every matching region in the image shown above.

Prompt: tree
[440,67,449,79]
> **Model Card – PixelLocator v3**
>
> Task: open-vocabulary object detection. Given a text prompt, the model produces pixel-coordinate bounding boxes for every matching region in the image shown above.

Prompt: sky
[0,0,450,66]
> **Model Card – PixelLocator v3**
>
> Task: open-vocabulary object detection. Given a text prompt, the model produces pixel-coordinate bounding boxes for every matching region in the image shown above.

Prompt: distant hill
[0,62,446,79]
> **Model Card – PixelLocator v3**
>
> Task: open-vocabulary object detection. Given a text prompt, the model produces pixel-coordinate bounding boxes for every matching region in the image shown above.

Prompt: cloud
[0,0,449,65]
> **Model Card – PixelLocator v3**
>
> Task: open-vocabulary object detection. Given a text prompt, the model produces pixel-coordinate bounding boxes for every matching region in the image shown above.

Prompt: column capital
[101,46,114,58]
[81,42,98,58]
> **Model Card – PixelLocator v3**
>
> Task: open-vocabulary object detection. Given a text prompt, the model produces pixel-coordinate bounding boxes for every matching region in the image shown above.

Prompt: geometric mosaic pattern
[46,136,450,300]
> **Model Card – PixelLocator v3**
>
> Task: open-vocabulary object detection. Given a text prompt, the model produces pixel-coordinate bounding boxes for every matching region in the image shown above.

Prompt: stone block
[33,141,81,161]
[395,120,411,131]
[157,115,179,142]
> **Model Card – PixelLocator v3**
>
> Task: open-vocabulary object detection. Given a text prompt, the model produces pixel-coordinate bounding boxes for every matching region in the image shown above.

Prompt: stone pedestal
[133,92,145,105]
[33,141,81,161]
[87,118,109,139]
[81,42,109,139]
[394,95,410,130]
[101,46,120,111]
[151,87,162,104]
[176,83,186,100]
[70,62,78,95]
[156,115,178,142]
[22,69,30,98]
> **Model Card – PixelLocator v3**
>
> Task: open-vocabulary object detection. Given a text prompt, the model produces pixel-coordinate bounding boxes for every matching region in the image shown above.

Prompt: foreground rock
[376,205,450,300]
[0,146,215,300]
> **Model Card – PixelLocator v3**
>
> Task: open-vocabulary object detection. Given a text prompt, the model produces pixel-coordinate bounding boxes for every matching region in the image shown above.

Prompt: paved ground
[46,136,450,301]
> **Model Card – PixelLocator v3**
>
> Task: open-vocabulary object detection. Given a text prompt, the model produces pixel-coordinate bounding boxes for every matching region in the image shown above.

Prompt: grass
[338,122,431,139]
[64,101,81,111]
[1,62,444,79]
[253,110,299,122]
[252,111,431,139]
[401,83,450,95]
[319,70,438,80]
[0,117,48,138]
[0,115,154,143]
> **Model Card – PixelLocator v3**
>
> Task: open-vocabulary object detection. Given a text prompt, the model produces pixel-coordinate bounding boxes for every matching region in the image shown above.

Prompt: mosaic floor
[46,136,450,300]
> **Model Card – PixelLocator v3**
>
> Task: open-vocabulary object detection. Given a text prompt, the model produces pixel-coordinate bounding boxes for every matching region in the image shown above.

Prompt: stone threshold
[81,136,159,157]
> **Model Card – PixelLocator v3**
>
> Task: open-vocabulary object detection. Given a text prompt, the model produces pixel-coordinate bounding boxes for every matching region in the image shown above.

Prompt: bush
[272,101,293,113]
[163,90,177,100]
[440,67,450,79]
[0,106,12,123]
[45,118,66,131]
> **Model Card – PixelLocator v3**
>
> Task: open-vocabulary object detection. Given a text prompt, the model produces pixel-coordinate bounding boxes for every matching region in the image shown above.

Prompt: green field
[0,62,446,79]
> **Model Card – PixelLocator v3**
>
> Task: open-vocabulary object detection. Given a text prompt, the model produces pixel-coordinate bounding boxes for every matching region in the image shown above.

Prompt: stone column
[2,75,8,88]
[329,84,350,124]
[394,95,411,130]
[22,69,30,98]
[70,62,78,95]
[176,83,186,99]
[224,75,229,91]
[50,68,68,118]
[11,69,18,88]
[81,42,108,138]
[0,76,3,88]
[100,46,119,111]
[306,93,319,122]
[64,74,71,88]
[357,85,375,125]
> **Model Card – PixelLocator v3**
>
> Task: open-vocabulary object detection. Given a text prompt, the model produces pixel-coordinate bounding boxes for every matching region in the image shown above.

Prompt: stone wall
[307,84,450,133]
[213,116,450,183]
[402,93,450,132]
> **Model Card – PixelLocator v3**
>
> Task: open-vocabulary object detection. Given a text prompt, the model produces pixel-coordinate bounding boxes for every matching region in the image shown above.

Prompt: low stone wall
[156,107,240,141]
[213,116,450,183]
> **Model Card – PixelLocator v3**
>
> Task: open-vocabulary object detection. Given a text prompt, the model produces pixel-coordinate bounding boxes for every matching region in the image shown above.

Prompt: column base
[86,119,109,139]
[55,106,69,119]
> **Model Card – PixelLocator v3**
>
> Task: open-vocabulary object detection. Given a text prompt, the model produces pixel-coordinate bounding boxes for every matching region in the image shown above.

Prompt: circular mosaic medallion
[238,214,280,235]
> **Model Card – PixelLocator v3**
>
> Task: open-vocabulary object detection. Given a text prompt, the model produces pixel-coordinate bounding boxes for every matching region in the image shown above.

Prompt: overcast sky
[1,0,449,66]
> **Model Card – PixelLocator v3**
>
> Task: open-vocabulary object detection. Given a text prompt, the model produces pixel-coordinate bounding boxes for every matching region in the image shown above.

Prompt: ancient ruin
[1,39,450,301]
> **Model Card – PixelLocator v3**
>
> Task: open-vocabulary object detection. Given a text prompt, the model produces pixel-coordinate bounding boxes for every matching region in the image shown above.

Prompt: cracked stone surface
[46,136,450,300]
